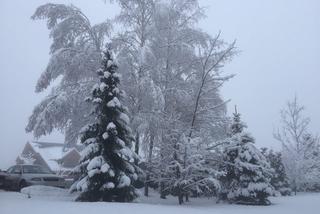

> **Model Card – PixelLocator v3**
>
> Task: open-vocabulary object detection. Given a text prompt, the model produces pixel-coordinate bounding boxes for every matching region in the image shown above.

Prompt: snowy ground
[0,186,319,214]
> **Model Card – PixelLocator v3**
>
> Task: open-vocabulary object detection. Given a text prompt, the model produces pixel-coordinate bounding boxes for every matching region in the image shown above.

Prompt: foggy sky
[0,0,319,169]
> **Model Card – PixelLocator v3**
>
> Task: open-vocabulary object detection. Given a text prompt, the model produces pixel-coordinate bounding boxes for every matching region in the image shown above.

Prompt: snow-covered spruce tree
[71,51,140,202]
[220,110,274,205]
[261,148,291,196]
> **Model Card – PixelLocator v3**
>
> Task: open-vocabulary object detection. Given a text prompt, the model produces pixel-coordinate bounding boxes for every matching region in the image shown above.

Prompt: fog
[0,0,319,169]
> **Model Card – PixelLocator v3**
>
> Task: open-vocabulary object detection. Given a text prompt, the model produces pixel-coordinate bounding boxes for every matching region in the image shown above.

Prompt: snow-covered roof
[61,147,79,160]
[18,141,81,171]
[29,141,66,171]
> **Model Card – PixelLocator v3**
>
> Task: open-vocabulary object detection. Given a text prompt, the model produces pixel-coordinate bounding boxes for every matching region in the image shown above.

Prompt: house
[16,141,82,175]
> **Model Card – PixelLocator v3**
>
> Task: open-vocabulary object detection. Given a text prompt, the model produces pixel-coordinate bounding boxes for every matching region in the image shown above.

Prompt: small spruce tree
[71,50,140,202]
[221,109,274,205]
[261,148,292,196]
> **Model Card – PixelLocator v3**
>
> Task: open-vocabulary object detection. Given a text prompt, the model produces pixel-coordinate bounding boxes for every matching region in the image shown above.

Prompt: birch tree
[111,0,158,158]
[274,96,320,193]
[143,0,236,203]
[26,4,112,146]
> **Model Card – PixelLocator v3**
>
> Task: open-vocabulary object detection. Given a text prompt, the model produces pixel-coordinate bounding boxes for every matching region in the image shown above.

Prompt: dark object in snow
[235,198,271,206]
[278,188,292,196]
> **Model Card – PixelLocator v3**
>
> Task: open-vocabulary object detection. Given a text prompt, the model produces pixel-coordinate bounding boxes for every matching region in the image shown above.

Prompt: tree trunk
[144,174,149,197]
[159,132,167,199]
[185,193,189,202]
[144,134,154,197]
[178,192,184,205]
[160,181,166,199]
[134,132,140,164]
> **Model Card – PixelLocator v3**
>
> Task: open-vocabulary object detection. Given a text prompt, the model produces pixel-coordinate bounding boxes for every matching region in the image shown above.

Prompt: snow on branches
[219,111,274,205]
[72,50,141,202]
[27,3,112,146]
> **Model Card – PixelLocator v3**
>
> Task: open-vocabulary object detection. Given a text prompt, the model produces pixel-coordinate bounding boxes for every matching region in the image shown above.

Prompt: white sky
[0,0,319,169]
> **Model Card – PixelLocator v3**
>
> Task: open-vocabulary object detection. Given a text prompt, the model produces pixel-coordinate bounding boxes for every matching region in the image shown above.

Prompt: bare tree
[274,96,320,194]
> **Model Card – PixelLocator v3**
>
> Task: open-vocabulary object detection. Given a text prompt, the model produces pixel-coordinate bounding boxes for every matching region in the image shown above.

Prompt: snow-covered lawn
[0,186,319,214]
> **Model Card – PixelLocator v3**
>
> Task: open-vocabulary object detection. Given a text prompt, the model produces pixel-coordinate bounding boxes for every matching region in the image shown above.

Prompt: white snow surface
[107,122,116,130]
[80,142,99,161]
[76,176,88,192]
[88,168,101,178]
[119,112,130,124]
[100,163,110,173]
[102,132,109,140]
[99,82,108,92]
[117,174,131,188]
[92,98,102,103]
[1,187,320,214]
[107,97,121,108]
[20,186,73,200]
[103,71,111,79]
[103,182,115,189]
[87,156,104,171]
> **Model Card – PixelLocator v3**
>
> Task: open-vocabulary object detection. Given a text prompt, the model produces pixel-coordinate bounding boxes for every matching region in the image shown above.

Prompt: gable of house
[16,141,81,172]
[16,142,51,170]
[60,149,81,168]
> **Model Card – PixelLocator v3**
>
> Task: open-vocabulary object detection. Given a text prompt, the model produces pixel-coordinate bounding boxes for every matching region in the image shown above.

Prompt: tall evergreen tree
[220,110,274,205]
[71,50,140,202]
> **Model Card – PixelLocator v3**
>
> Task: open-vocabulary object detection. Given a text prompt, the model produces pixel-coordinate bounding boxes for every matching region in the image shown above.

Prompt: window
[12,166,21,174]
[6,167,14,173]
[22,165,52,174]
